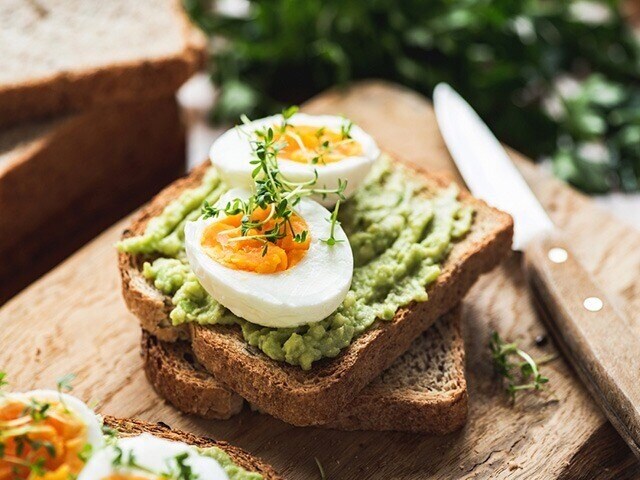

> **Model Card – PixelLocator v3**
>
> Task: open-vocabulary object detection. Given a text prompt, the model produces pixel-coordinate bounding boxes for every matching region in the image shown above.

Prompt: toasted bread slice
[0,97,185,302]
[119,158,513,426]
[0,0,205,127]
[142,331,244,420]
[103,415,281,480]
[142,306,467,434]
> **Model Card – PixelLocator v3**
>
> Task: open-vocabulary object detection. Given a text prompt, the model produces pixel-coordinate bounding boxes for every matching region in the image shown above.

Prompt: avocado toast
[105,416,281,479]
[0,385,280,479]
[142,305,467,434]
[119,152,512,426]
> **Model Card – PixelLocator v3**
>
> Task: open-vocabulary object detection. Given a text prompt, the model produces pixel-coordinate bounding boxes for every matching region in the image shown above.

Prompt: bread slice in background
[119,158,513,426]
[142,306,467,434]
[0,0,205,128]
[103,415,282,480]
[0,97,185,303]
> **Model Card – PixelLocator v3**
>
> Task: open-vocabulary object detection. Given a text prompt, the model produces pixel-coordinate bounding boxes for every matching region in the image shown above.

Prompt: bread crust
[119,157,513,426]
[0,0,206,128]
[103,415,282,480]
[326,306,467,434]
[0,97,185,302]
[141,306,468,434]
[142,333,244,419]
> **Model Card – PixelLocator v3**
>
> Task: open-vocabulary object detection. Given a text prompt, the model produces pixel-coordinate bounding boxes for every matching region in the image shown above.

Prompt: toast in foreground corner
[0,386,280,479]
[118,112,513,426]
[142,306,467,434]
[104,416,281,479]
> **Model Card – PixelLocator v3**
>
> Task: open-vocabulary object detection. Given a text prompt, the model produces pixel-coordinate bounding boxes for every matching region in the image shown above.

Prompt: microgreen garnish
[315,457,326,480]
[280,105,299,132]
[0,372,7,392]
[111,446,201,480]
[56,372,76,412]
[201,200,219,220]
[56,373,75,394]
[101,424,119,445]
[29,457,46,476]
[203,109,347,256]
[321,199,343,246]
[168,452,197,480]
[24,398,51,422]
[340,119,353,140]
[490,331,551,402]
[78,442,93,463]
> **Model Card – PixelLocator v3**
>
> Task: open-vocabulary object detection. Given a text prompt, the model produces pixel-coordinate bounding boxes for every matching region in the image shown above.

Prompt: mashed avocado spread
[200,446,262,480]
[118,157,473,370]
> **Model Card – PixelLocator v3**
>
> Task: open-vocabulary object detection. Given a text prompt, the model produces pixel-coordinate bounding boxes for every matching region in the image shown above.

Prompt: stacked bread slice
[0,0,206,301]
[119,158,513,432]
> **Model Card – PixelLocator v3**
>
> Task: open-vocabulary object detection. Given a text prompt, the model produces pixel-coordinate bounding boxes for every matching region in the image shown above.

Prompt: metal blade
[433,83,554,251]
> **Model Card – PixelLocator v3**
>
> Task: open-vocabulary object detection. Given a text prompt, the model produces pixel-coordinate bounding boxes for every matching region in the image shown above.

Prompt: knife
[433,83,640,458]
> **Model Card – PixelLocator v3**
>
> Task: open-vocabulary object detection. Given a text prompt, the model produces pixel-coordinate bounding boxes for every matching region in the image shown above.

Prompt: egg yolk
[273,124,362,164]
[0,399,88,480]
[201,206,310,273]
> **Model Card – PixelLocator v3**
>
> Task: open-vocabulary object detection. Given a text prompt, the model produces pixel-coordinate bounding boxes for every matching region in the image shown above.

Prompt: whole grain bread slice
[119,157,513,426]
[102,415,281,480]
[0,0,205,128]
[141,306,467,434]
[142,331,244,420]
[0,97,185,302]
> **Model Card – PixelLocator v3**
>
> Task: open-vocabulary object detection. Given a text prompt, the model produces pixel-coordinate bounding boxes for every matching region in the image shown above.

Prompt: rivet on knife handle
[524,231,640,459]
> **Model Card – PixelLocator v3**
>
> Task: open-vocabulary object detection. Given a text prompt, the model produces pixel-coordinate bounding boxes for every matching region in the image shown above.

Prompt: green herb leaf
[56,373,76,394]
[315,457,326,480]
[489,331,552,403]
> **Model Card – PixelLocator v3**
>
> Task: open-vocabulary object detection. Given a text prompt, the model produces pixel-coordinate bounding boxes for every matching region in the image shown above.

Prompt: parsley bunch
[185,0,640,193]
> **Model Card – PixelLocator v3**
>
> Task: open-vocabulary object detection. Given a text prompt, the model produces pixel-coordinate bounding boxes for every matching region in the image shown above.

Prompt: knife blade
[433,83,554,250]
[433,82,640,458]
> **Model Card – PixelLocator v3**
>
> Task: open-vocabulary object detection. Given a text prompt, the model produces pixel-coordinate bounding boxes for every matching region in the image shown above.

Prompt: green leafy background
[184,0,640,193]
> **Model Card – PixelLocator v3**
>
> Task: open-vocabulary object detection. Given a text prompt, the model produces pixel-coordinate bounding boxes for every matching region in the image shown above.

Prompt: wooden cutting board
[1,81,639,479]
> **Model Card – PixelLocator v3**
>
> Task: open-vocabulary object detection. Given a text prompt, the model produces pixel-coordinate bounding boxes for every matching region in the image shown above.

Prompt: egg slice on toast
[0,389,104,479]
[211,113,380,206]
[185,188,353,328]
[78,433,228,480]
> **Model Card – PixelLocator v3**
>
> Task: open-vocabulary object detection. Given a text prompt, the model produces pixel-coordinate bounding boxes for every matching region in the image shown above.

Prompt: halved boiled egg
[184,188,353,328]
[210,113,380,206]
[78,433,228,480]
[0,389,104,479]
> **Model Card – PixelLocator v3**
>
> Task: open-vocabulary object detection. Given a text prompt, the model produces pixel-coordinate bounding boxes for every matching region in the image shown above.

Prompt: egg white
[210,113,380,207]
[184,188,353,328]
[1,389,104,456]
[78,433,228,480]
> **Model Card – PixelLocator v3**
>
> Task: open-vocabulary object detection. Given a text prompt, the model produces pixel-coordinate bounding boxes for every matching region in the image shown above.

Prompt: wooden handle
[524,231,640,458]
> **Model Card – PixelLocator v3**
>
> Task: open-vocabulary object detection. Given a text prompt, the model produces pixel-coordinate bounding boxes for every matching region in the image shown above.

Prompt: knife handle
[524,231,640,458]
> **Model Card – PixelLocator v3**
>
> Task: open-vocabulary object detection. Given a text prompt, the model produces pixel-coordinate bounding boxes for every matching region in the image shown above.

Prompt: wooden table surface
[1,81,639,479]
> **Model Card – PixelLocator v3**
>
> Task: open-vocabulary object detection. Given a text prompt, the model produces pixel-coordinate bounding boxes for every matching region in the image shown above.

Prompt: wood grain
[1,80,639,479]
